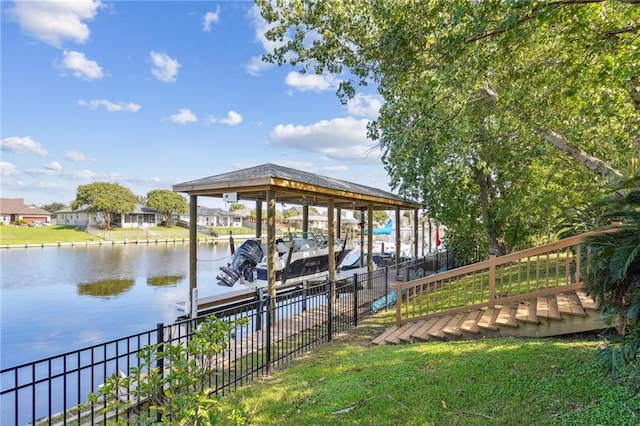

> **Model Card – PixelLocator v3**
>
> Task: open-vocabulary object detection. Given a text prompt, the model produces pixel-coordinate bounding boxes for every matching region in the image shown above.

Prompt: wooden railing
[395,232,599,326]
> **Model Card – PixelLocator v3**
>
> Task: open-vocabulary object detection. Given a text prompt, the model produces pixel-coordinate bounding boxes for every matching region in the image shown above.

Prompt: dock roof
[173,163,421,211]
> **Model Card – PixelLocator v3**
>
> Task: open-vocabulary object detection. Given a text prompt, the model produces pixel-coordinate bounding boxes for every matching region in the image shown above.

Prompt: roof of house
[197,207,243,217]
[54,203,159,214]
[0,198,51,216]
[173,163,421,211]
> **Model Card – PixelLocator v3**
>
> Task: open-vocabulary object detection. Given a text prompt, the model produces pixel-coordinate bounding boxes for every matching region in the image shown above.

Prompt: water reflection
[0,243,233,368]
[147,275,184,287]
[77,278,136,298]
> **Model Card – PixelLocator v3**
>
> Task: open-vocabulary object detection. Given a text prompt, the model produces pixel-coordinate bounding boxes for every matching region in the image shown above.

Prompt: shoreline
[0,234,256,249]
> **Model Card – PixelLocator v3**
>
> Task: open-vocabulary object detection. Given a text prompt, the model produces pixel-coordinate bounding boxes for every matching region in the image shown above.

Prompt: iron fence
[0,255,444,425]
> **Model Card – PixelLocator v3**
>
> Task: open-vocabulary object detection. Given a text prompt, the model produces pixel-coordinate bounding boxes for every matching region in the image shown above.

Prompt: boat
[339,239,412,271]
[216,232,354,289]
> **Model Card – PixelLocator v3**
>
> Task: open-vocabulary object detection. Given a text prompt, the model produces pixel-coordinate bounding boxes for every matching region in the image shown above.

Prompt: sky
[1,0,389,210]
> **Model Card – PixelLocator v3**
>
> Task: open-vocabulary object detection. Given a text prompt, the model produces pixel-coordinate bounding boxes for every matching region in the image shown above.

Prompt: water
[0,242,234,369]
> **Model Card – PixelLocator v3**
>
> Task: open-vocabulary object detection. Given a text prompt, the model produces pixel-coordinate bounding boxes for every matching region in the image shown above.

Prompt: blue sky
[1,0,388,209]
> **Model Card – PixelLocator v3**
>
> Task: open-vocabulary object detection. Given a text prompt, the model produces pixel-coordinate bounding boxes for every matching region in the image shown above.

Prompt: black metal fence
[0,254,448,425]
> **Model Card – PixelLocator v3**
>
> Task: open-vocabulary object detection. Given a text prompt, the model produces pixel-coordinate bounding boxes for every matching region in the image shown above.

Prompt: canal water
[0,242,235,369]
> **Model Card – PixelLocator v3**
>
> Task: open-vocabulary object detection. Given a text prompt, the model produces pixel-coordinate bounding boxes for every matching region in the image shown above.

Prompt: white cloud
[220,111,243,126]
[64,169,97,180]
[0,162,17,176]
[1,136,48,156]
[58,50,104,80]
[284,72,338,92]
[246,55,273,76]
[207,111,243,126]
[45,161,63,171]
[245,4,282,76]
[77,99,141,112]
[270,117,381,162]
[169,109,197,124]
[150,51,180,83]
[65,151,89,162]
[203,7,220,32]
[7,0,102,48]
[346,93,383,118]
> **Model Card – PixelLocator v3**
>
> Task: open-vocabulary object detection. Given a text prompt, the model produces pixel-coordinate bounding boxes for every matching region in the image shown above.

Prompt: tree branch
[541,130,623,180]
[466,0,609,44]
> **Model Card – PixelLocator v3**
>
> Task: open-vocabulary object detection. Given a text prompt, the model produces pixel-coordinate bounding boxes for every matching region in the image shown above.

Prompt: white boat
[216,232,354,289]
[339,240,412,271]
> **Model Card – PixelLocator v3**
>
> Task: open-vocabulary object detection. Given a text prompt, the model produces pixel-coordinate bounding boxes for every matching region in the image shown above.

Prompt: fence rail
[1,254,450,426]
[395,233,602,325]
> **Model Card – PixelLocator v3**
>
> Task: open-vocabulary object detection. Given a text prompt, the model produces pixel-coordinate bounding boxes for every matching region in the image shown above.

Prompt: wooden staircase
[372,290,606,345]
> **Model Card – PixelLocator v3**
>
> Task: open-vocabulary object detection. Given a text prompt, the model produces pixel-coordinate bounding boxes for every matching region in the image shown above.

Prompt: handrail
[395,230,609,326]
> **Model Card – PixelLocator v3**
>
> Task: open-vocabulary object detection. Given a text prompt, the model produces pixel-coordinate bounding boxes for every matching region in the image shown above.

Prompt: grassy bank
[221,314,639,425]
[0,225,254,245]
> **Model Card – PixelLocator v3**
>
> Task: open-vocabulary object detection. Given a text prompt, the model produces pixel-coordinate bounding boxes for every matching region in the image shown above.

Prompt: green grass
[220,314,640,425]
[0,224,97,244]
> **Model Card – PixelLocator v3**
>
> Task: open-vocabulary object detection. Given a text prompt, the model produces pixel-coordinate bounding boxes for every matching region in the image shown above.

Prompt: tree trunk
[473,165,505,256]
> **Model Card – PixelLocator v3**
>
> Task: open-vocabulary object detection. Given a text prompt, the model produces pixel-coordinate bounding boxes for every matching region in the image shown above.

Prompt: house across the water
[178,206,246,227]
[54,204,162,228]
[0,198,52,225]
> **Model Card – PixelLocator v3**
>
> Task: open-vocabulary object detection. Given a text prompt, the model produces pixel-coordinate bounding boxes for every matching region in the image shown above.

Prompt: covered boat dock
[172,163,421,317]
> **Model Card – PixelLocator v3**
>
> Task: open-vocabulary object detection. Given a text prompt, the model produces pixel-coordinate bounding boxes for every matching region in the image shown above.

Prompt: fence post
[191,288,198,319]
[353,273,358,327]
[384,267,389,311]
[302,281,308,312]
[255,288,263,331]
[265,294,271,375]
[326,279,333,342]
[488,249,497,309]
[155,322,165,424]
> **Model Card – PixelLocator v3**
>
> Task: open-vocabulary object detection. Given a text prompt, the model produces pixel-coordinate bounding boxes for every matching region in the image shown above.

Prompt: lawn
[0,224,98,244]
[220,314,640,425]
[0,224,279,245]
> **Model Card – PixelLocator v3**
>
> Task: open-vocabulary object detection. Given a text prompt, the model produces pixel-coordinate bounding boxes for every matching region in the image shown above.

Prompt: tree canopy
[257,0,640,256]
[146,190,189,227]
[71,182,137,230]
[40,202,67,214]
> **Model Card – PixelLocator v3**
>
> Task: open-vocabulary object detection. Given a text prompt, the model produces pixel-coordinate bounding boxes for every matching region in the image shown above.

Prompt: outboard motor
[217,240,264,287]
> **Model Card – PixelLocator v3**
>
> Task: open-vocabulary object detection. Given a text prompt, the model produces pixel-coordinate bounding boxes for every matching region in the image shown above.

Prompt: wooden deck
[372,290,607,345]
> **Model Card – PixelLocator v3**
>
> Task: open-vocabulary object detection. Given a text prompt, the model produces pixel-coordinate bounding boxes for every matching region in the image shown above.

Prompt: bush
[89,316,249,425]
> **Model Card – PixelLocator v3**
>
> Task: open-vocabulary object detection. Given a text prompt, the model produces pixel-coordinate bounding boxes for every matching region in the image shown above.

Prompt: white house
[179,206,245,227]
[55,204,162,228]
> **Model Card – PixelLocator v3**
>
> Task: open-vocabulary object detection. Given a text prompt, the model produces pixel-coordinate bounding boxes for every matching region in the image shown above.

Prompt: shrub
[89,316,249,425]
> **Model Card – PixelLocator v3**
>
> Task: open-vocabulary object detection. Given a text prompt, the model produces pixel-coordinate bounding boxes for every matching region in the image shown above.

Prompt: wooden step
[397,320,426,343]
[372,326,400,345]
[459,310,483,334]
[477,308,499,331]
[537,296,562,321]
[426,315,453,339]
[556,292,586,316]
[412,318,440,341]
[385,322,416,344]
[516,301,539,324]
[575,290,597,310]
[494,306,518,328]
[442,312,467,336]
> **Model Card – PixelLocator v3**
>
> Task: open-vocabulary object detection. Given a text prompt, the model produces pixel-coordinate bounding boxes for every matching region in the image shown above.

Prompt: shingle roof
[0,198,51,216]
[173,163,420,211]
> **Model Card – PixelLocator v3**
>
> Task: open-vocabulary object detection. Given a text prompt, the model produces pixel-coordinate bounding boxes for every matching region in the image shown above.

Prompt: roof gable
[0,198,51,216]
[173,163,421,211]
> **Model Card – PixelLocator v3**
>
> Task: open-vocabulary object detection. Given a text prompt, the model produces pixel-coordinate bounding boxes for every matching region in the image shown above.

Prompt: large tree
[71,182,137,230]
[257,0,639,255]
[146,189,188,227]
